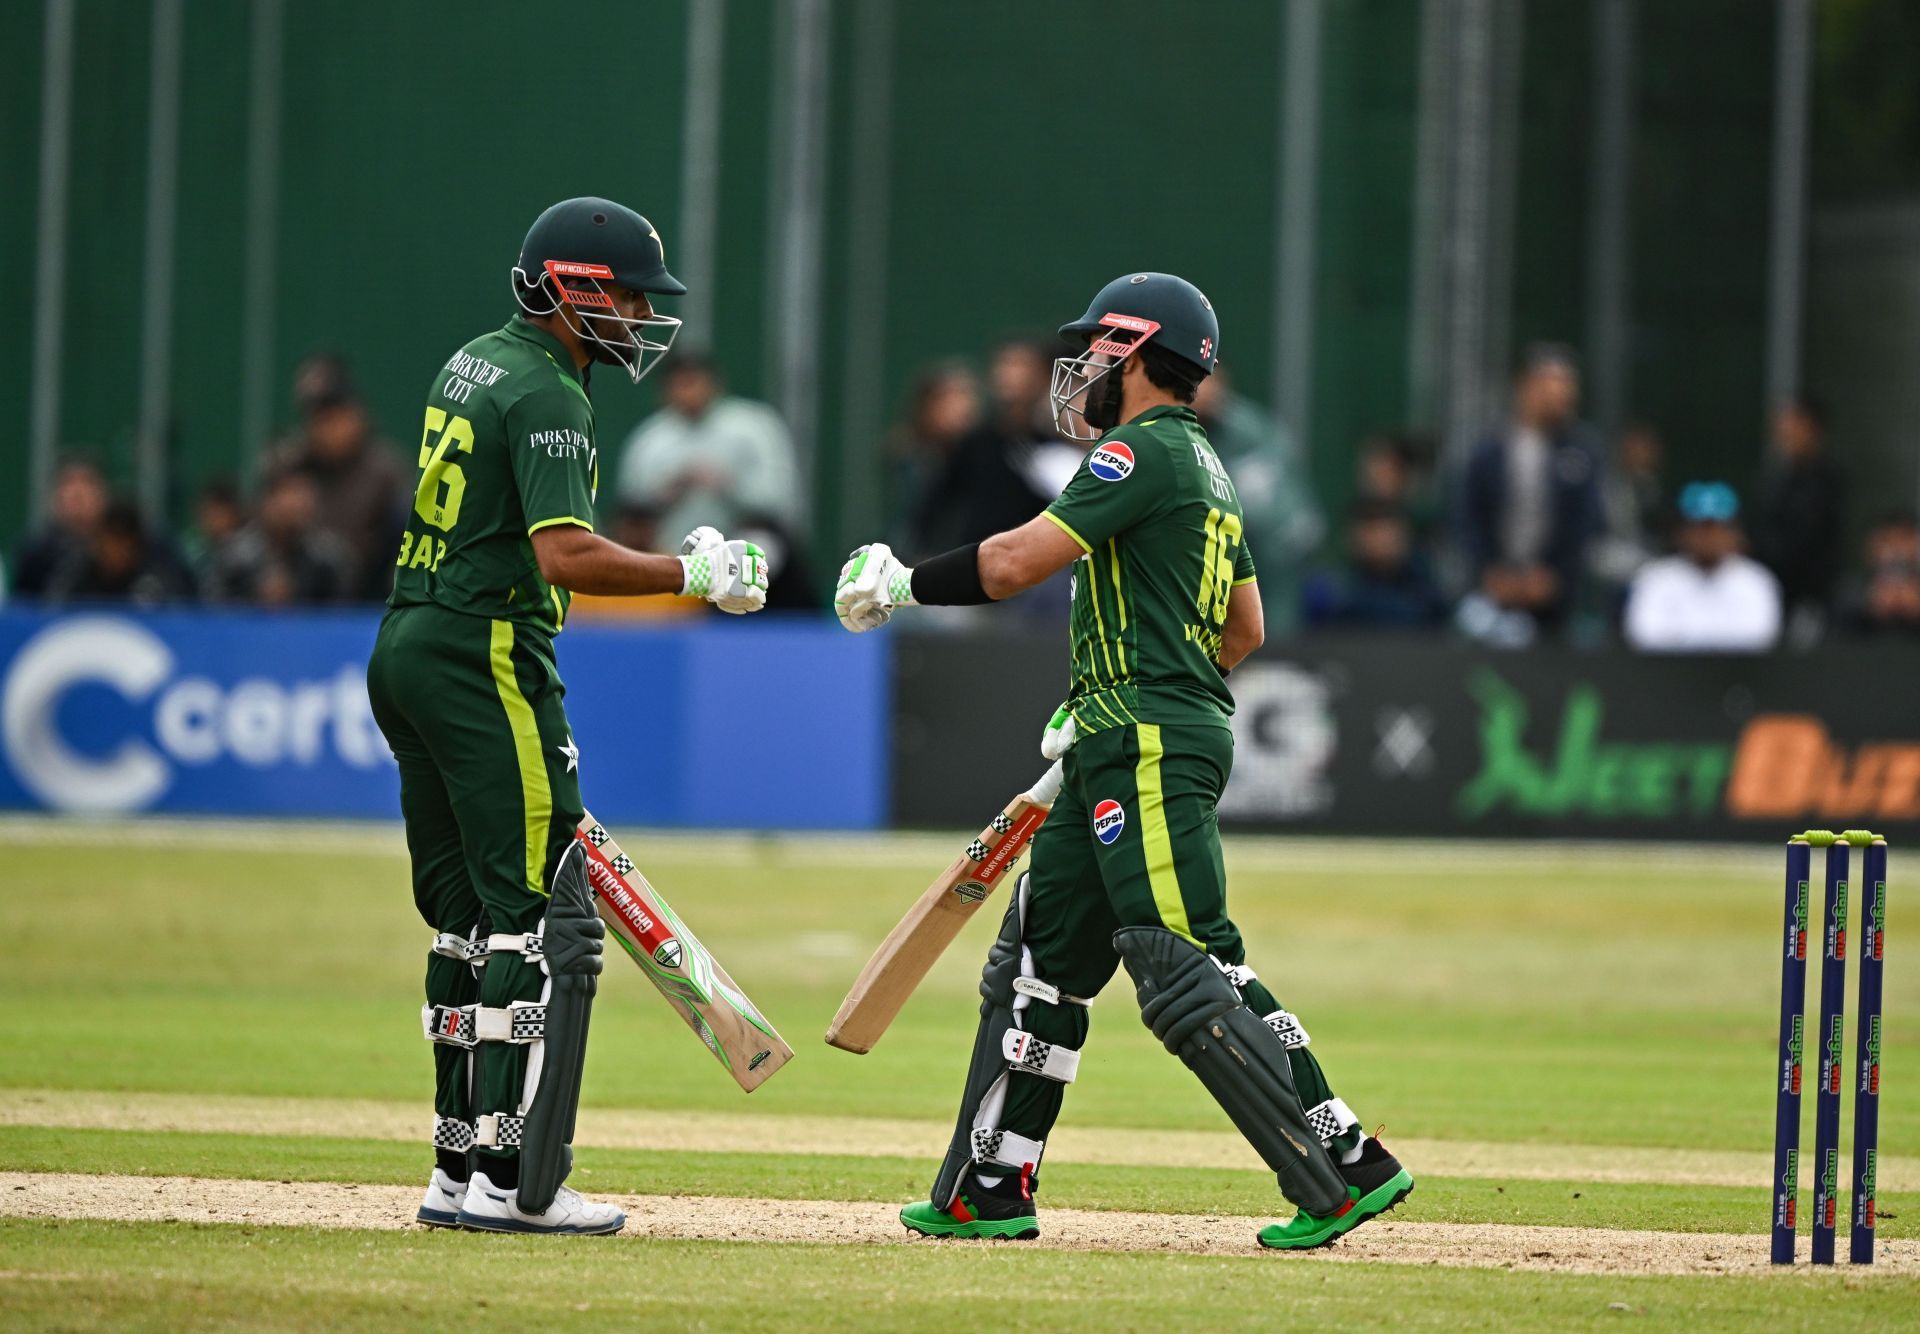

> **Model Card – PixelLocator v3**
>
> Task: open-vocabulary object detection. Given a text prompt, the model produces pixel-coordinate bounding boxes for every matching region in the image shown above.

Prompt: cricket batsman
[366,197,770,1234]
[833,273,1411,1249]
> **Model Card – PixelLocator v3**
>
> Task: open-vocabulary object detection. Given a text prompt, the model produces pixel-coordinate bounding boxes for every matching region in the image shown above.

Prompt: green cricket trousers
[994,721,1357,1169]
[366,602,584,1166]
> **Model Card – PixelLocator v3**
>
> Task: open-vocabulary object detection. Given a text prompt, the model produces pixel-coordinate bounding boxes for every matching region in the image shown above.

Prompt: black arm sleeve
[909,542,992,606]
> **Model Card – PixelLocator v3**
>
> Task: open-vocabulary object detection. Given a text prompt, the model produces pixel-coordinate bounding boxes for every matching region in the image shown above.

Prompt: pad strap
[432,1115,475,1152]
[472,1113,526,1149]
[1306,1096,1359,1146]
[1264,1007,1311,1049]
[971,1126,1045,1171]
[468,933,547,966]
[1213,957,1257,991]
[1012,976,1093,1008]
[1003,1030,1080,1083]
[429,932,547,966]
[421,1001,547,1048]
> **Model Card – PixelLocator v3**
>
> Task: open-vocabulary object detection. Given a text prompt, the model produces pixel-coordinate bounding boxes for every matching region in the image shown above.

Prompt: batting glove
[680,534,770,614]
[835,542,915,633]
[679,525,726,561]
[1041,703,1077,760]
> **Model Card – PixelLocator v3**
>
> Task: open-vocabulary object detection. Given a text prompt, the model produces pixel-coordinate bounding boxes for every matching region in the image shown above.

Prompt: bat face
[826,763,1062,1054]
[577,815,794,1091]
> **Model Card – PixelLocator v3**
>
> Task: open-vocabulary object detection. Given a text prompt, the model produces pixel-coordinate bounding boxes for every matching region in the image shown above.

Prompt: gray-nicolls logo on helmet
[511,197,687,384]
[1049,272,1220,441]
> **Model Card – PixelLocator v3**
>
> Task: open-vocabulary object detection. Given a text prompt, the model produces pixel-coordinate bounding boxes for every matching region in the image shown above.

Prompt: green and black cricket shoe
[1257,1137,1415,1251]
[900,1178,1039,1241]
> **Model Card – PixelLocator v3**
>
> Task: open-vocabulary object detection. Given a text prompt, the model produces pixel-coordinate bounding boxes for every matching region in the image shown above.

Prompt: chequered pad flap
[432,1115,475,1152]
[1305,1096,1357,1146]
[1264,1007,1310,1049]
[1003,1029,1080,1083]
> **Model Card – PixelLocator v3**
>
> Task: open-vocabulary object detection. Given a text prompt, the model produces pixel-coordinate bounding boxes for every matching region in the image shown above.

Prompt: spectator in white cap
[1624,481,1780,653]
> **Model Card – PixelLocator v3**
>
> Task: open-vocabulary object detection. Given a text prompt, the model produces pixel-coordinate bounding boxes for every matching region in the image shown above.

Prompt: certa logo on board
[1089,442,1134,483]
[1093,799,1126,844]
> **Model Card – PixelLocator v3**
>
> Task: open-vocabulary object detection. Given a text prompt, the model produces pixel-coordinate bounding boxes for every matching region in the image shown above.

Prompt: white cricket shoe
[454,1170,626,1235]
[416,1167,469,1227]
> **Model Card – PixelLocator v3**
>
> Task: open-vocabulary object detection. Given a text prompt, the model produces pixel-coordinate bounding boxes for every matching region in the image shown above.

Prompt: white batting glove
[680,537,770,614]
[1040,703,1078,760]
[679,525,726,561]
[834,542,915,633]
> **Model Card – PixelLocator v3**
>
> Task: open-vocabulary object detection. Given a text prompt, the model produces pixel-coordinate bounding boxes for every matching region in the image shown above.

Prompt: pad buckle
[431,932,475,963]
[472,1113,526,1149]
[421,1001,547,1048]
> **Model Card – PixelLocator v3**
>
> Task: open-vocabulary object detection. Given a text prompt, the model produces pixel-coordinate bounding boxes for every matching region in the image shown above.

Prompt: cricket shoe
[1256,1137,1414,1251]
[901,1177,1039,1240]
[455,1171,626,1235]
[416,1167,469,1228]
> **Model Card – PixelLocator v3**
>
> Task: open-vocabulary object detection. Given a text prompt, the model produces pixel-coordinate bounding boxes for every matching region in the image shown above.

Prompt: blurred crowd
[10,339,1918,653]
[5,352,823,616]
[880,335,1917,653]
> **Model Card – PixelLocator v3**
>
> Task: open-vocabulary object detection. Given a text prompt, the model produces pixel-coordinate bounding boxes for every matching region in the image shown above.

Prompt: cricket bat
[576,812,794,1092]
[826,761,1065,1054]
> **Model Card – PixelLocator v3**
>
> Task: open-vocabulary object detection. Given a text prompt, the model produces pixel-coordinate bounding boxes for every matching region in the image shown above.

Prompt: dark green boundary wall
[891,628,1920,843]
[2,1,1793,586]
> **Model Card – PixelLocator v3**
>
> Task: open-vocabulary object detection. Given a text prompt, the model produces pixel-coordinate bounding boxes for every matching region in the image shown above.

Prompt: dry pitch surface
[8,1171,1914,1277]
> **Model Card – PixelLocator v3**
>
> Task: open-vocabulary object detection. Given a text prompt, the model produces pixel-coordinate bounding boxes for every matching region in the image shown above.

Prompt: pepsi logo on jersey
[1088,442,1134,482]
[1093,798,1127,844]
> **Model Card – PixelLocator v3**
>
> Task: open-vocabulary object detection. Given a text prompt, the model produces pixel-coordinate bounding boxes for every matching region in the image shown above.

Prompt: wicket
[1771,830,1888,1265]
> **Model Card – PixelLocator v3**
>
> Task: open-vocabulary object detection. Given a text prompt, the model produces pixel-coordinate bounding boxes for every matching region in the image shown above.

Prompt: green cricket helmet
[1050,272,1218,440]
[511,196,686,383]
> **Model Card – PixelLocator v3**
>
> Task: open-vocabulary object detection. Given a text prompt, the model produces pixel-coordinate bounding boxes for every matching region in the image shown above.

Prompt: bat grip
[1030,759,1066,807]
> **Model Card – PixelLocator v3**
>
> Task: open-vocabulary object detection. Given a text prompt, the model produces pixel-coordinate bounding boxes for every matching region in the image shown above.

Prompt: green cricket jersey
[1042,404,1256,736]
[386,316,599,637]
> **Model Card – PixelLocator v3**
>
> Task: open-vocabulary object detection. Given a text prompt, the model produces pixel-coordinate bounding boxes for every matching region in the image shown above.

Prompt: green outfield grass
[3,825,1913,1327]
[8,1219,1916,1332]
